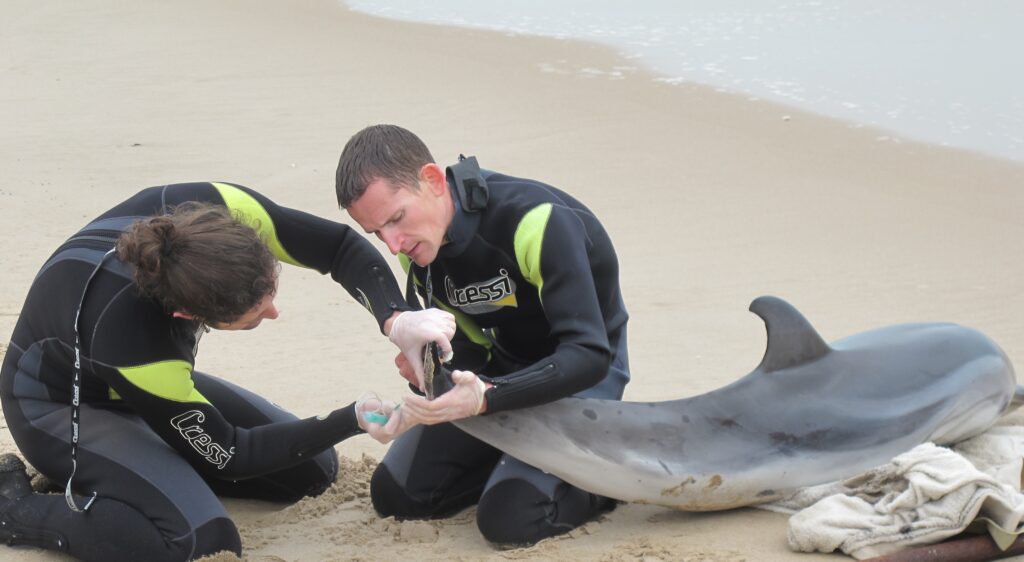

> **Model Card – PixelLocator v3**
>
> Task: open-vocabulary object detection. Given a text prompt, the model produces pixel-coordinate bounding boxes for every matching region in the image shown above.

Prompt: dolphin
[448,296,1017,510]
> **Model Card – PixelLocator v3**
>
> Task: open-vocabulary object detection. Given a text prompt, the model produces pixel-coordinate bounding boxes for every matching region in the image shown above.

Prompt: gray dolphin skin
[453,296,1018,511]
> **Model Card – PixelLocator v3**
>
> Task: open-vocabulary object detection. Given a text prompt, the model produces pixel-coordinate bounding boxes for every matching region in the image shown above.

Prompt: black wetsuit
[372,162,630,544]
[0,182,408,561]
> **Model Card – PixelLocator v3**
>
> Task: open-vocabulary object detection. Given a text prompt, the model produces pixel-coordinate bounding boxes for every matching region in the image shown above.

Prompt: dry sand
[2,0,1023,560]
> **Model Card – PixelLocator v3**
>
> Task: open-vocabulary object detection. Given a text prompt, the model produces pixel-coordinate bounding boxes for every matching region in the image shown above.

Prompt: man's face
[347,176,450,266]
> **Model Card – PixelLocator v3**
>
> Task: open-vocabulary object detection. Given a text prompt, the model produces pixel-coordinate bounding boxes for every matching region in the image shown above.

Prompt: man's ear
[419,163,447,196]
[172,311,197,321]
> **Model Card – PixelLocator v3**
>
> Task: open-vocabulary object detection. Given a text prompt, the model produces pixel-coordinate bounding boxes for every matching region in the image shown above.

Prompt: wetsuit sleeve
[483,204,611,414]
[96,359,362,479]
[212,182,409,332]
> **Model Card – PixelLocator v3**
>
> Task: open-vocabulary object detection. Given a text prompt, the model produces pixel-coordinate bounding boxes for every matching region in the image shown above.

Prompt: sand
[2,0,1023,560]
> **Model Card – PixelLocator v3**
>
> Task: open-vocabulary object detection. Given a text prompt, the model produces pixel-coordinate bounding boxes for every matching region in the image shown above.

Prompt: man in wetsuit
[337,125,630,545]
[0,181,450,561]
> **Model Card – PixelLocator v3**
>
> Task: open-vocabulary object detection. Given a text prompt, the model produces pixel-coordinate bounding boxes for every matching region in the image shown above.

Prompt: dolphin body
[452,296,1017,510]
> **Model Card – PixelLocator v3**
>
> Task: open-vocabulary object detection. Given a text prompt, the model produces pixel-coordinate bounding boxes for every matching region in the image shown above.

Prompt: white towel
[763,415,1024,559]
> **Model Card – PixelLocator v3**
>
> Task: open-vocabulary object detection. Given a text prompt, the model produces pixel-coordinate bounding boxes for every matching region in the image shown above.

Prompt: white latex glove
[387,309,455,389]
[355,393,417,444]
[400,370,487,425]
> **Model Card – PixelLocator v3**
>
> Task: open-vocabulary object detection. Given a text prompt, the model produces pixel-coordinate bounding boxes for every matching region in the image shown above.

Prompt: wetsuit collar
[438,186,480,259]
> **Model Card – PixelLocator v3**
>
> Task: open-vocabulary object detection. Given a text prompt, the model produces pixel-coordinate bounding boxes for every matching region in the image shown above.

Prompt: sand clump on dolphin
[441,296,1018,511]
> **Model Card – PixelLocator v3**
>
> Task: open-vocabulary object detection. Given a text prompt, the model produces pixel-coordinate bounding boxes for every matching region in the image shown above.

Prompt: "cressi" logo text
[170,410,235,469]
[444,269,518,314]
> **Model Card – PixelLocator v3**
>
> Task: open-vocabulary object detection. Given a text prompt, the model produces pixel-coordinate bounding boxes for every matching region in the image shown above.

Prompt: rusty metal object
[863,534,1024,562]
[423,342,453,400]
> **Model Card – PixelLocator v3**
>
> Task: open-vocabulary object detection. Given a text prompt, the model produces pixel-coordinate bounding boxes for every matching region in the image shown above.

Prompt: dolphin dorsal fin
[749,296,831,372]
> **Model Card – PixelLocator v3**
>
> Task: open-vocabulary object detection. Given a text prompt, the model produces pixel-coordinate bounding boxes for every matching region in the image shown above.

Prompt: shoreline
[341,1,1024,165]
[2,0,1023,560]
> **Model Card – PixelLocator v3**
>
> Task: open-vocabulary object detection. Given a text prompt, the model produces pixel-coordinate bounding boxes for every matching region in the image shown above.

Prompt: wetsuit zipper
[371,265,399,309]
[488,363,557,392]
[55,229,124,253]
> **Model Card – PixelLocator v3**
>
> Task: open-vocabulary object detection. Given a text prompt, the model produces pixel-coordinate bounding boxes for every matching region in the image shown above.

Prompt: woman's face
[210,292,279,331]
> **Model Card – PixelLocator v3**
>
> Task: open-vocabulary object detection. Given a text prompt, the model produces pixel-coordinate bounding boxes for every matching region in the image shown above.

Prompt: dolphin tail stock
[1012,385,1024,407]
[749,295,832,372]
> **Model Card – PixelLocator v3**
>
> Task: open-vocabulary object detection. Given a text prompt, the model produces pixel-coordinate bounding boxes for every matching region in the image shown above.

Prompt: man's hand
[400,370,488,425]
[355,393,418,444]
[386,310,455,389]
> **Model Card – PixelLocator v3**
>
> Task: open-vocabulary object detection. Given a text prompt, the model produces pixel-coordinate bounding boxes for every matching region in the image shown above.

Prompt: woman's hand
[355,393,418,444]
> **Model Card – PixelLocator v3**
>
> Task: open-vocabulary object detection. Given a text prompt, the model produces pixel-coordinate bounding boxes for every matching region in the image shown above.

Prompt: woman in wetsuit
[0,182,445,561]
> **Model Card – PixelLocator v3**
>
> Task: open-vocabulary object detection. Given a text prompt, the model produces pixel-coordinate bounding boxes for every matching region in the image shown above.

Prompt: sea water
[343,0,1023,162]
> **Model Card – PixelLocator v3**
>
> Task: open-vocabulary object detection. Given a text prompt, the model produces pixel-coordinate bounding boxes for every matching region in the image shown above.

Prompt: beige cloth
[761,419,1024,559]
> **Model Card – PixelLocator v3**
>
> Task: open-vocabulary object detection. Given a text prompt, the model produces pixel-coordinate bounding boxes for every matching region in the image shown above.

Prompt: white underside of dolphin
[454,296,1018,511]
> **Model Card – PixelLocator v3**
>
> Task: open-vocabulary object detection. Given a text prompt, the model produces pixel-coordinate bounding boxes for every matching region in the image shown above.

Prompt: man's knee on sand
[369,464,548,543]
[476,478,575,545]
[369,463,460,519]
[371,461,614,547]
[477,478,617,546]
[369,455,495,520]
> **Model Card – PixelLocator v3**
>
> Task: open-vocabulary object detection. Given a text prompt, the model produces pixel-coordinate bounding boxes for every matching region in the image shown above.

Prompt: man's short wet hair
[335,124,436,208]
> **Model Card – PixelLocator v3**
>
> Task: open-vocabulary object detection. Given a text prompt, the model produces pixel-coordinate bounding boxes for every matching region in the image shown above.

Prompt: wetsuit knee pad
[476,479,616,546]
[370,463,420,518]
[370,462,484,520]
[191,517,242,559]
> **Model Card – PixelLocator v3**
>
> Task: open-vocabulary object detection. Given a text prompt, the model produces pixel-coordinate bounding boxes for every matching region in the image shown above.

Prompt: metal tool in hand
[423,341,454,400]
[420,266,454,400]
